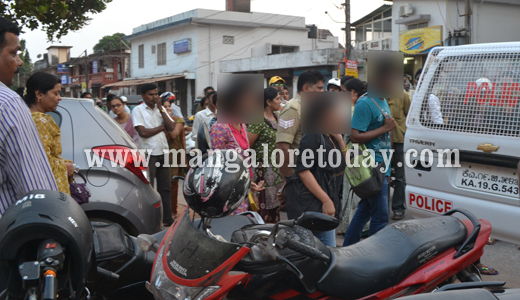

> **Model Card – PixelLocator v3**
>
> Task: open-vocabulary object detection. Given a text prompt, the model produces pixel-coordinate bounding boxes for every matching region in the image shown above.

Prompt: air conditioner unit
[399,4,414,17]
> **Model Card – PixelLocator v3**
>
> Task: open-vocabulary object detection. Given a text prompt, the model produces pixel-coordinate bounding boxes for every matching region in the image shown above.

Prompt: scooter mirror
[296,212,339,232]
[137,234,159,253]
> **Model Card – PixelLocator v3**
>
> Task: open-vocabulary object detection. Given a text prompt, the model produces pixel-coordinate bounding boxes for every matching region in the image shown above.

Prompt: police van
[404,42,520,244]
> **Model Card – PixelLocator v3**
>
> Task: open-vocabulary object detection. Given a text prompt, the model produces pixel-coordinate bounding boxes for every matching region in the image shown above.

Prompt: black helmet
[184,150,251,218]
[0,190,94,299]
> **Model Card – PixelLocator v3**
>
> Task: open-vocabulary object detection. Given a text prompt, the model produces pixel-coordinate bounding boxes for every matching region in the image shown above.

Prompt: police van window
[418,52,520,137]
[47,111,62,127]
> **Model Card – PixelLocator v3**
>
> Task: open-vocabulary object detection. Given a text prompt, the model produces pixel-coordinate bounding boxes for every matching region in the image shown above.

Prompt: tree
[11,39,33,91]
[1,0,112,41]
[93,33,127,52]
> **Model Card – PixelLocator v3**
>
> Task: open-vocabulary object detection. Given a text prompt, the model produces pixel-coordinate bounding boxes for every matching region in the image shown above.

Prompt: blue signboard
[174,38,192,54]
[57,64,70,73]
[61,75,69,85]
[93,60,98,74]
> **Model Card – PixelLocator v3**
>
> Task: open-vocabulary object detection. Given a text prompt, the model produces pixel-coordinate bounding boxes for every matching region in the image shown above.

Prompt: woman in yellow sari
[24,72,76,195]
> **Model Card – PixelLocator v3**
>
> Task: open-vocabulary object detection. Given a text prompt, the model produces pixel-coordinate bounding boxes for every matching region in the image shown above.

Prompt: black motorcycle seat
[192,215,258,242]
[317,216,468,300]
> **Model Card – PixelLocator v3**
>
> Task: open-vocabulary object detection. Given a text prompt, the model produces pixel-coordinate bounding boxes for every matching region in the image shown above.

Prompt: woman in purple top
[107,95,140,146]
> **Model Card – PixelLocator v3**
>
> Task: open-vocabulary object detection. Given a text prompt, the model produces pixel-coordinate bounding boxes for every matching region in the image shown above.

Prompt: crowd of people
[0,14,412,247]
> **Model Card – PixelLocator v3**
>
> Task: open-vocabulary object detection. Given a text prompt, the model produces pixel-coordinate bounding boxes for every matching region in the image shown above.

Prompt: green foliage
[1,0,113,41]
[11,38,33,90]
[93,32,127,52]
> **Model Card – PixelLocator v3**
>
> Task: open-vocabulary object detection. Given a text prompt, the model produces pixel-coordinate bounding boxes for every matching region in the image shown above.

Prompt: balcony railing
[68,72,118,86]
[91,72,117,85]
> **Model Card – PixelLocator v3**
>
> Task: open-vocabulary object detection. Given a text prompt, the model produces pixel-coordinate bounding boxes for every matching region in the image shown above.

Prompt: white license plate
[455,163,519,198]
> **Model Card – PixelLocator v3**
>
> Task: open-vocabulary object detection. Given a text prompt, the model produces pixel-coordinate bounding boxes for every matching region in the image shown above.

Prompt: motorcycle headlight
[151,246,220,300]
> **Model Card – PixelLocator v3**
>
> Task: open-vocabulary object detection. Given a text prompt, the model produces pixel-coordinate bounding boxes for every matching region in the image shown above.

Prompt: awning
[102,75,185,88]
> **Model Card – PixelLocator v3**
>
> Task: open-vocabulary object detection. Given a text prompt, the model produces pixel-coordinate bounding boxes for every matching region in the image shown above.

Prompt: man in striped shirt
[0,17,58,215]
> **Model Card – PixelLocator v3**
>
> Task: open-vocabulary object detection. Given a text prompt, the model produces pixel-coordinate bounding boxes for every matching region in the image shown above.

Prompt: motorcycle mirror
[137,234,159,253]
[296,212,339,232]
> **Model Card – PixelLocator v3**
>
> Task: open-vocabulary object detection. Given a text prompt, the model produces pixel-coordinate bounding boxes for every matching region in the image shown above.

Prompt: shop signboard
[345,60,358,78]
[400,26,443,55]
[174,38,191,54]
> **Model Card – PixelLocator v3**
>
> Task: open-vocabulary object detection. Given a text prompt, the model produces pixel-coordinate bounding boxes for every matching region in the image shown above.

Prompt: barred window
[157,43,167,66]
[223,35,234,45]
[409,46,520,138]
[138,44,144,69]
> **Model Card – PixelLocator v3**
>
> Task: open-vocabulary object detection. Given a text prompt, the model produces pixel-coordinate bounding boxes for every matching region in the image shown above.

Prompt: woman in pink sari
[210,122,264,214]
[107,94,140,146]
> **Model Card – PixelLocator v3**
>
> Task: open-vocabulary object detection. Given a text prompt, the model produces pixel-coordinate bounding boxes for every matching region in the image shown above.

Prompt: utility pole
[465,0,471,44]
[344,0,351,60]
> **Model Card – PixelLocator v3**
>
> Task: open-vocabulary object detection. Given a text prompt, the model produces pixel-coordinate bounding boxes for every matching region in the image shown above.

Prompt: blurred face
[404,82,411,91]
[201,97,209,109]
[267,94,282,112]
[204,89,214,96]
[162,101,172,115]
[303,80,324,92]
[83,93,92,99]
[110,99,125,115]
[322,104,345,134]
[37,83,62,112]
[0,32,23,86]
[142,88,159,107]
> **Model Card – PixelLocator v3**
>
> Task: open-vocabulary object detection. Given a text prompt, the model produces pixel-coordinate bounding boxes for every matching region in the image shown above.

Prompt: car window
[47,111,62,127]
[93,106,138,148]
[419,52,520,137]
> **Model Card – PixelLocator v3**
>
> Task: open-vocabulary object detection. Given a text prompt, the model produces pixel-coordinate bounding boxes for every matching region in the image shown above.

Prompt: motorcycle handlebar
[97,267,120,281]
[285,238,329,261]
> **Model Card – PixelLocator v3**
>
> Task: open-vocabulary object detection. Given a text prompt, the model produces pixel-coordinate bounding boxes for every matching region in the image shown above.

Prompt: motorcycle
[0,189,262,300]
[139,203,491,300]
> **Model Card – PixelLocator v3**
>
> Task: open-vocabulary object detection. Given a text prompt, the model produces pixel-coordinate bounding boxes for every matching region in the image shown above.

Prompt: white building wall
[128,9,338,98]
[470,1,520,44]
[392,0,520,51]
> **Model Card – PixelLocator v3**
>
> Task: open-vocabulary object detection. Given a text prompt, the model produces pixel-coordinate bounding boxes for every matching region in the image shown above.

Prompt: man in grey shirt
[0,17,58,215]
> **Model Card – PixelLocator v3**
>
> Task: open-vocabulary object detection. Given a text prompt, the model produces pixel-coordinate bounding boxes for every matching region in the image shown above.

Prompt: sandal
[479,265,499,275]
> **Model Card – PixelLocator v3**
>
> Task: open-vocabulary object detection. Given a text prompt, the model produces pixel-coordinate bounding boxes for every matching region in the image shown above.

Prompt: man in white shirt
[132,83,176,225]
[191,91,216,142]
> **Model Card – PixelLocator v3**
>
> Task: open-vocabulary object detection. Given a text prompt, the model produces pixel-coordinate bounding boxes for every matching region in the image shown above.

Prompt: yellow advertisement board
[345,60,358,78]
[399,26,443,55]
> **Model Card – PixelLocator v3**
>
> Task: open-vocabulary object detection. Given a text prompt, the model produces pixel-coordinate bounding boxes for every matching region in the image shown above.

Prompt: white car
[404,42,520,244]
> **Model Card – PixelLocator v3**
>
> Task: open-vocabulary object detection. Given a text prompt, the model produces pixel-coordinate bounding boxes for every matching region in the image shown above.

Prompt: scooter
[139,206,491,300]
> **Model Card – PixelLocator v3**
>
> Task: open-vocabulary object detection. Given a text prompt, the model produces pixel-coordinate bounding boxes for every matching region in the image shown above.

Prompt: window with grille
[408,45,520,138]
[157,43,166,66]
[223,35,234,45]
[138,44,144,69]
[407,21,429,30]
[271,45,298,55]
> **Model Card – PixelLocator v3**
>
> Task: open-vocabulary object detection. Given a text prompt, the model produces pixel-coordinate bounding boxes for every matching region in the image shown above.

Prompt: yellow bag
[248,192,258,212]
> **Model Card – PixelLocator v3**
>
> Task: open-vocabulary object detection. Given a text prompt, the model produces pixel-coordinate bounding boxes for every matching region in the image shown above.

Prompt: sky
[20,0,388,62]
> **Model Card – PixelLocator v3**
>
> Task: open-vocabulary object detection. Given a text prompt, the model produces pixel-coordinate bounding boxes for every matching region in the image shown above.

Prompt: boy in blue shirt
[343,95,396,246]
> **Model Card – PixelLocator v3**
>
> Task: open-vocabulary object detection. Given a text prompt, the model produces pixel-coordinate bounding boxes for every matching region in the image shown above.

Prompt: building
[33,46,131,98]
[34,46,72,76]
[65,50,131,98]
[352,0,520,79]
[118,1,339,115]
